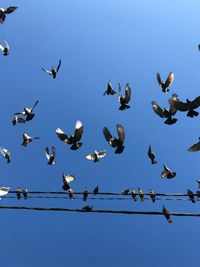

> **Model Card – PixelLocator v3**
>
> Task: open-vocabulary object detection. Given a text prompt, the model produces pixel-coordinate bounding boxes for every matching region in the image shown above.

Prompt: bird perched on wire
[93,185,99,195]
[130,189,137,201]
[162,206,172,223]
[23,188,28,200]
[187,189,195,203]
[68,188,74,200]
[118,83,131,110]
[62,174,75,190]
[161,165,176,179]
[187,137,200,152]
[83,188,88,201]
[16,187,21,200]
[122,189,129,195]
[15,100,39,122]
[21,132,40,147]
[103,124,125,154]
[82,205,93,211]
[151,101,177,125]
[0,187,10,199]
[0,147,11,163]
[42,59,61,79]
[85,150,106,162]
[138,188,144,202]
[56,120,83,150]
[0,39,9,56]
[149,189,156,203]
[0,6,17,24]
[45,146,56,165]
[12,115,26,126]
[156,72,174,93]
[103,81,116,96]
[169,94,200,118]
[148,145,157,164]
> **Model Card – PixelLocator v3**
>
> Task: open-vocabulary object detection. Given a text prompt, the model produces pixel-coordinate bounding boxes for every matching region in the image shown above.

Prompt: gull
[62,174,75,190]
[45,146,56,165]
[21,132,40,147]
[148,145,157,164]
[0,147,11,163]
[0,39,9,56]
[15,100,39,121]
[85,150,106,162]
[103,81,116,95]
[156,72,174,93]
[118,83,131,110]
[42,59,61,79]
[161,165,176,179]
[0,6,17,24]
[12,115,26,126]
[56,120,83,150]
[162,206,172,223]
[103,124,125,154]
[93,185,99,195]
[0,187,10,199]
[187,138,200,152]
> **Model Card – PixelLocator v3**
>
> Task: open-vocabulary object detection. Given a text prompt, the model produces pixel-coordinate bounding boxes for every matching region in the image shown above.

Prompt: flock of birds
[0,6,200,223]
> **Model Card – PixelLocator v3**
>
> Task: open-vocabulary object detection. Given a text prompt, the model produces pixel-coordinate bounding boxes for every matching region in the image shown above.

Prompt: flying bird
[161,165,176,179]
[156,72,174,93]
[162,205,172,223]
[151,101,177,125]
[0,147,11,163]
[15,100,39,121]
[45,146,56,165]
[103,124,125,154]
[93,185,99,195]
[148,145,157,164]
[0,39,9,56]
[0,187,10,199]
[85,150,106,162]
[62,174,75,190]
[21,132,40,147]
[118,83,131,110]
[42,59,61,79]
[0,6,17,24]
[56,120,83,150]
[12,115,26,126]
[103,81,116,95]
[149,189,156,203]
[187,189,195,203]
[187,138,200,152]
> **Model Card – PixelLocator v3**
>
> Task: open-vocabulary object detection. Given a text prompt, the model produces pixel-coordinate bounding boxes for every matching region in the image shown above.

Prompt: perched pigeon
[0,6,17,24]
[82,205,93,211]
[187,138,200,152]
[118,83,131,110]
[149,189,156,203]
[16,187,21,200]
[45,146,56,165]
[161,165,176,179]
[187,189,195,203]
[103,81,116,96]
[130,189,137,201]
[0,187,10,199]
[138,188,144,202]
[0,147,11,163]
[23,188,28,200]
[151,101,177,125]
[83,188,88,201]
[103,124,125,154]
[93,185,99,195]
[0,39,9,56]
[156,72,174,93]
[162,205,172,223]
[21,132,40,147]
[12,115,26,126]
[68,188,74,200]
[56,120,83,150]
[62,174,75,190]
[15,100,39,121]
[42,59,61,79]
[85,150,106,162]
[148,145,157,164]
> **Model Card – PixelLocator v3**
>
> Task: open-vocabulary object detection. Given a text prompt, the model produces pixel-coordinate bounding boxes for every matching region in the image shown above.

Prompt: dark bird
[0,187,10,199]
[103,81,116,96]
[42,59,61,79]
[130,189,137,201]
[68,188,74,200]
[56,120,83,150]
[156,72,174,93]
[82,205,93,211]
[161,165,176,179]
[0,6,17,24]
[169,94,200,118]
[103,124,125,154]
[148,145,157,164]
[151,101,177,125]
[0,39,9,56]
[12,115,26,126]
[85,150,106,162]
[138,188,144,202]
[21,132,40,147]
[45,146,56,165]
[196,190,200,199]
[149,189,156,203]
[118,83,131,110]
[187,138,200,152]
[162,205,172,223]
[93,185,99,195]
[15,100,39,121]
[187,189,195,203]
[198,44,200,51]
[196,179,200,188]
[16,187,21,200]
[0,147,11,163]
[62,174,75,190]
[23,188,28,200]
[122,189,129,195]
[83,188,88,201]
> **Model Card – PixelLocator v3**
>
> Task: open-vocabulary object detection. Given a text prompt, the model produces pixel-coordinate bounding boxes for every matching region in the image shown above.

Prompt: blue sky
[1,1,200,266]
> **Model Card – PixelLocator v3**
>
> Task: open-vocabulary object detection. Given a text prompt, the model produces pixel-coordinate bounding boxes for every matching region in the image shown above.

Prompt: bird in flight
[12,115,26,126]
[0,147,11,163]
[187,137,200,152]
[148,145,157,164]
[42,59,61,79]
[62,174,75,190]
[118,83,131,110]
[151,101,177,125]
[21,132,40,147]
[15,100,39,122]
[156,72,174,93]
[103,81,116,96]
[0,6,17,24]
[45,146,56,165]
[161,165,176,179]
[85,150,106,162]
[0,39,9,56]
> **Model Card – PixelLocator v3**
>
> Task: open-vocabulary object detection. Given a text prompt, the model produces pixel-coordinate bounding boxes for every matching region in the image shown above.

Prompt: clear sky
[1,1,200,266]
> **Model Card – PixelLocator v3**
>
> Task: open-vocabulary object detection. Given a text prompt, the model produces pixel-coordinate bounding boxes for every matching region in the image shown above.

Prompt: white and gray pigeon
[21,132,40,147]
[85,150,106,162]
[0,147,11,163]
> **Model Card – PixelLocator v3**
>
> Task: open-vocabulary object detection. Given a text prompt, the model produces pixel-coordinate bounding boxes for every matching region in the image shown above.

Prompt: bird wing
[156,73,162,85]
[56,59,61,72]
[56,128,69,143]
[0,147,5,156]
[4,39,9,50]
[124,83,131,103]
[0,11,6,24]
[74,120,83,141]
[52,146,56,157]
[85,153,94,160]
[4,6,18,14]
[103,127,115,146]
[151,101,165,118]
[0,43,4,51]
[97,150,106,158]
[189,96,200,109]
[164,72,174,88]
[42,68,52,75]
[64,175,75,183]
[0,187,10,196]
[187,140,200,152]
[117,124,125,144]
[31,100,39,112]
[148,145,154,158]
[45,147,50,160]
[169,94,188,111]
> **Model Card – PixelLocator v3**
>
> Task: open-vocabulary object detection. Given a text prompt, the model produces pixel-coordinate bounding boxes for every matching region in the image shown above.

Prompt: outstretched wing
[63,174,75,184]
[56,59,61,72]
[97,150,106,158]
[169,94,188,111]
[103,127,113,145]
[4,6,17,14]
[156,73,162,85]
[151,101,165,118]
[117,124,125,144]
[189,96,200,109]
[85,153,94,161]
[74,120,83,141]
[42,68,52,75]
[31,100,39,111]
[125,83,131,103]
[52,146,56,157]
[45,147,50,160]
[164,72,174,88]
[0,43,4,51]
[56,128,69,143]
[187,139,200,152]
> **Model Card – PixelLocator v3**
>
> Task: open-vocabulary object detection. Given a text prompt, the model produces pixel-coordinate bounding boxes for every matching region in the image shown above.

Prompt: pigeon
[15,100,39,121]
[68,188,74,200]
[187,189,195,203]
[23,188,28,200]
[56,120,83,150]
[42,59,61,79]
[93,185,99,195]
[103,81,116,95]
[0,187,10,199]
[82,205,93,211]
[162,205,172,223]
[187,138,200,152]
[148,145,157,164]
[138,188,144,202]
[156,72,174,93]
[0,6,17,24]
[149,189,156,203]
[16,187,21,200]
[83,188,88,201]
[62,174,75,190]
[118,83,131,110]
[161,165,176,179]
[85,150,106,162]
[21,132,40,147]
[130,189,137,201]
[0,147,11,163]
[12,115,26,126]
[122,189,129,195]
[0,39,9,56]
[151,101,177,125]
[103,124,125,154]
[45,146,56,165]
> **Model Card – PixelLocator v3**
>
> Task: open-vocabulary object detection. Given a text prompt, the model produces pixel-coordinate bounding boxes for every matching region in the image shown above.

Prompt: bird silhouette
[12,115,26,126]
[0,147,11,163]
[68,188,74,200]
[62,174,75,190]
[93,185,99,195]
[156,72,174,93]
[103,81,116,95]
[118,83,131,110]
[151,101,177,125]
[187,138,200,152]
[161,165,176,179]
[15,100,39,121]
[0,6,17,24]
[45,146,56,165]
[187,189,195,203]
[162,206,172,223]
[21,133,40,147]
[149,189,156,203]
[42,59,61,79]
[148,145,157,164]
[85,150,106,162]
